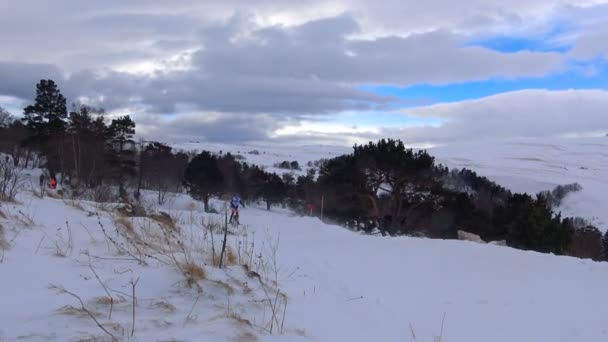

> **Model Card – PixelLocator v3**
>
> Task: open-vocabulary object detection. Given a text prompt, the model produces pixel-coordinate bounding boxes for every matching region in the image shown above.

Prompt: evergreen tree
[22,79,67,135]
[22,80,68,174]
[106,115,136,199]
[183,151,223,212]
[602,231,608,261]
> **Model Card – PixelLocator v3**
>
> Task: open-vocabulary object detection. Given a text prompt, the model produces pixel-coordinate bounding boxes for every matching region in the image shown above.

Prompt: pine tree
[106,115,136,200]
[602,230,608,261]
[22,80,68,174]
[184,151,224,212]
[22,79,67,135]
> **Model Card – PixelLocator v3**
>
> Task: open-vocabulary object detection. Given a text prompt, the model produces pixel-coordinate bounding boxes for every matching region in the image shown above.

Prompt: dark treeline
[1,80,605,261]
[0,79,190,203]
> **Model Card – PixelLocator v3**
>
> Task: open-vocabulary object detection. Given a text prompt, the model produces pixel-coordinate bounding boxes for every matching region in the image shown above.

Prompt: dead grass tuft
[0,209,6,219]
[115,217,135,234]
[150,212,177,231]
[94,296,114,305]
[152,300,177,313]
[94,296,126,306]
[226,246,238,266]
[211,280,235,296]
[228,311,253,327]
[57,305,101,318]
[181,262,207,285]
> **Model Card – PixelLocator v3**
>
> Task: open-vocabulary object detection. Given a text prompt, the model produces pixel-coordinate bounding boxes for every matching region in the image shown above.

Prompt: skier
[229,194,241,224]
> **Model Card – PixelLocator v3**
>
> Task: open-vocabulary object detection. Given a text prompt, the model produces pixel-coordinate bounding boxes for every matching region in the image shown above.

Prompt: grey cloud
[1,2,606,144]
[195,16,565,86]
[135,112,285,143]
[396,89,608,144]
[0,62,63,99]
[0,13,568,122]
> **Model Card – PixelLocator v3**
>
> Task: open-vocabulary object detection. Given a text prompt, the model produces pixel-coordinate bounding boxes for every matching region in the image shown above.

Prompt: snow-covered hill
[172,136,608,231]
[431,137,608,232]
[2,187,608,341]
[2,136,608,341]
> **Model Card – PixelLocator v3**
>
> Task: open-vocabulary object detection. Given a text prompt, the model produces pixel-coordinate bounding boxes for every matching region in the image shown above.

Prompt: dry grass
[150,212,177,231]
[0,209,6,219]
[152,300,177,313]
[95,296,126,306]
[115,217,135,234]
[211,280,236,296]
[181,261,207,285]
[226,246,238,266]
[57,305,101,318]
[227,311,253,327]
[95,296,114,305]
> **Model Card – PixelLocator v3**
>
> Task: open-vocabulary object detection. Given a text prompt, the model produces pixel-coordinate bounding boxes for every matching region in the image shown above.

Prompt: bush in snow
[0,155,22,202]
[602,231,608,262]
[539,183,583,208]
[566,222,603,261]
[274,160,301,171]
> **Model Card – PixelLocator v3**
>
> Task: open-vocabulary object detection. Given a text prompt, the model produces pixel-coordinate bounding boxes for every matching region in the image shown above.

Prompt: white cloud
[1,1,608,144]
[397,89,608,143]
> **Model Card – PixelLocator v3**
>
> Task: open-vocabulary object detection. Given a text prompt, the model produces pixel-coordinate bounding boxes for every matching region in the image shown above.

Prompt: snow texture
[1,136,607,341]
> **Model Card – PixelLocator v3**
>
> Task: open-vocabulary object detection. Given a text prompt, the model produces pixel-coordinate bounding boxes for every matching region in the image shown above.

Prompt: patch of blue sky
[467,21,575,53]
[469,36,570,53]
[360,60,608,105]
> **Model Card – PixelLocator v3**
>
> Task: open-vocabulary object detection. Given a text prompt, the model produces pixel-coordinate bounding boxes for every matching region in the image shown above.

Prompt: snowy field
[3,188,608,341]
[172,136,608,232]
[1,136,608,341]
[431,137,608,232]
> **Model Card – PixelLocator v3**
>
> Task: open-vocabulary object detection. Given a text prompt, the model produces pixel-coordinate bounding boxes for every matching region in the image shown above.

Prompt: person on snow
[49,176,57,190]
[229,194,241,224]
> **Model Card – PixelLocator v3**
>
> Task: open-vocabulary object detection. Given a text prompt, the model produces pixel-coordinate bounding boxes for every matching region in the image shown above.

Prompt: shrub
[0,155,22,202]
[274,160,301,170]
[567,224,603,260]
[539,183,583,208]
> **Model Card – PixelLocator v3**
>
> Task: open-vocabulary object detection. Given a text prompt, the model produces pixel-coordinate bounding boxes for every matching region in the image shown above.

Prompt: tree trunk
[266,199,271,211]
[203,194,210,212]
[136,145,144,198]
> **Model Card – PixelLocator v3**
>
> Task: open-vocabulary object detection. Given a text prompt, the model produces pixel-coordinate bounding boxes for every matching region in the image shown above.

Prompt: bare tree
[0,155,22,201]
[0,106,15,128]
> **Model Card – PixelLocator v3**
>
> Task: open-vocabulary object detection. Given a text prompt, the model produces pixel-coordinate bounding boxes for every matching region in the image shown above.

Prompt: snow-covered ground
[3,187,608,341]
[171,141,349,176]
[431,137,608,231]
[172,136,607,231]
[2,136,607,341]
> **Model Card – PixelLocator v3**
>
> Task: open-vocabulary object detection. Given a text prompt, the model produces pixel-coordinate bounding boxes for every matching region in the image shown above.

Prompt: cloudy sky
[1,0,607,146]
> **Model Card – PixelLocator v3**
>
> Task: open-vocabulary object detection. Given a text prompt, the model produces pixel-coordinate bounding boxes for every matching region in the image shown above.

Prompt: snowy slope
[2,136,608,341]
[431,137,608,231]
[0,191,290,341]
[3,188,608,341]
[170,141,349,176]
[172,136,607,231]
